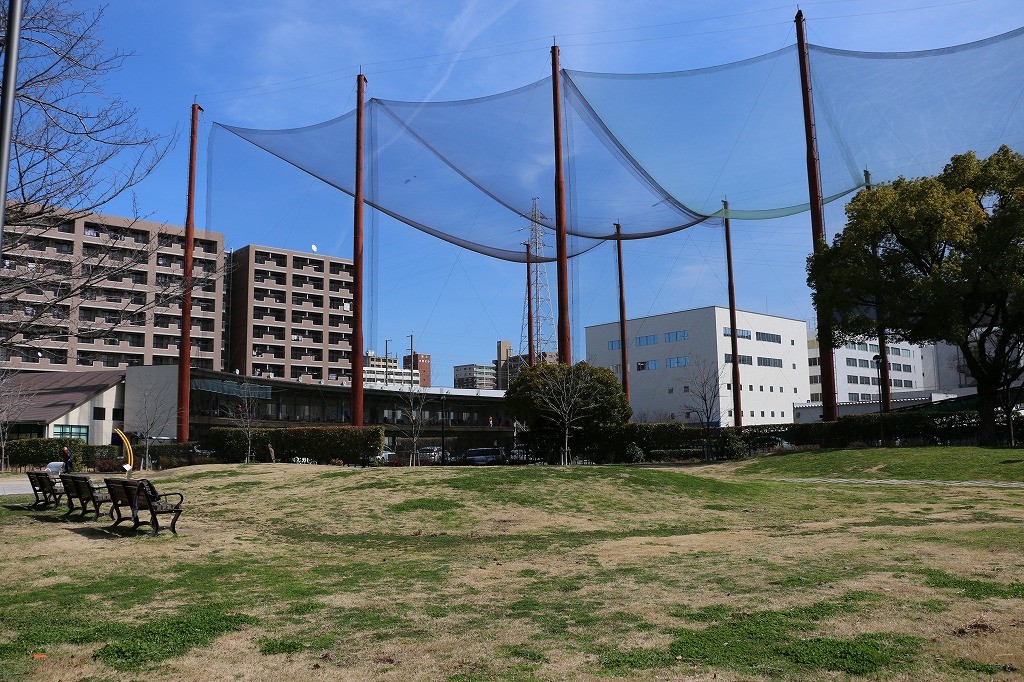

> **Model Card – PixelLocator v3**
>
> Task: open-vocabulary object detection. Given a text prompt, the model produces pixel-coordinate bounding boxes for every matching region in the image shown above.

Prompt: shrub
[207,426,385,466]
[94,458,122,473]
[6,438,85,469]
[714,428,748,460]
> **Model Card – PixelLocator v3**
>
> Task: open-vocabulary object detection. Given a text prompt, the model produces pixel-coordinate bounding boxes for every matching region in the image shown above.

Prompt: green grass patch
[388,497,465,512]
[951,658,1005,674]
[917,568,1024,599]
[738,446,1024,482]
[602,592,920,676]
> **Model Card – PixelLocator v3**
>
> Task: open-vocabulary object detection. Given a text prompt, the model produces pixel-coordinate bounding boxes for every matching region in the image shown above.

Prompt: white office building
[585,306,809,426]
[807,335,927,404]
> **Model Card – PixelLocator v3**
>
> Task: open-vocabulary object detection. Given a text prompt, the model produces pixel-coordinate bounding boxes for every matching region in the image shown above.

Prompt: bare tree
[679,358,725,460]
[223,379,264,464]
[394,386,430,466]
[1,1,173,233]
[0,370,34,471]
[0,1,186,352]
[535,363,603,466]
[124,380,174,470]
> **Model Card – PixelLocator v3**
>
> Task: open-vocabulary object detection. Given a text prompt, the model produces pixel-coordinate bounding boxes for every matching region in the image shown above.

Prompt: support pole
[176,102,202,443]
[722,201,743,427]
[526,243,535,367]
[796,10,838,422]
[0,0,22,260]
[864,169,892,413]
[352,74,366,426]
[550,45,571,365]
[614,224,630,406]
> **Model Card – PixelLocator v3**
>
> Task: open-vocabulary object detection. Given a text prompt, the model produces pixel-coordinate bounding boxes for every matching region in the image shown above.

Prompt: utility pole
[864,169,892,414]
[550,45,571,365]
[177,102,202,443]
[351,73,367,426]
[525,242,535,366]
[796,10,838,422]
[723,200,743,427]
[384,338,390,385]
[0,0,22,260]
[614,224,630,406]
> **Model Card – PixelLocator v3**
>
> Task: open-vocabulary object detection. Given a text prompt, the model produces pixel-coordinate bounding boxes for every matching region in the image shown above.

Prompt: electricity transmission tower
[520,198,556,360]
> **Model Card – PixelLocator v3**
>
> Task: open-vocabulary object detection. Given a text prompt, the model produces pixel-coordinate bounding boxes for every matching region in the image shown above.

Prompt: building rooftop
[585,305,808,330]
[3,370,125,424]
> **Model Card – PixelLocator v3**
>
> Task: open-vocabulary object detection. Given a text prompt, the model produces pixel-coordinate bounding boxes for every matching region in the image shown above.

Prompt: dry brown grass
[1,462,1022,681]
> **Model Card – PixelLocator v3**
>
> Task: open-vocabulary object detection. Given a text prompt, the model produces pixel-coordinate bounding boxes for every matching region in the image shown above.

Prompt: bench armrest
[159,491,184,506]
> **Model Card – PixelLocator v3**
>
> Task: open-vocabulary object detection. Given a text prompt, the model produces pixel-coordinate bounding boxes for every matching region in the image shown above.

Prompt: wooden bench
[105,478,184,536]
[26,471,64,508]
[59,473,111,520]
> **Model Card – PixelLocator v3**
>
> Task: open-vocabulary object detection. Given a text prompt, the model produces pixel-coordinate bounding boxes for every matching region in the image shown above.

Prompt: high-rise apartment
[403,352,431,387]
[226,245,354,383]
[0,212,224,371]
[454,364,497,390]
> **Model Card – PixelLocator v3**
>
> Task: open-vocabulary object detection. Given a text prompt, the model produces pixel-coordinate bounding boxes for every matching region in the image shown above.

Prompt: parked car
[376,448,397,465]
[462,447,506,465]
[416,446,451,463]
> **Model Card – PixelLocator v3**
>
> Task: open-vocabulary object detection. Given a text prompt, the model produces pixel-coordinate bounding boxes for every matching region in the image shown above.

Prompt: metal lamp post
[873,354,885,446]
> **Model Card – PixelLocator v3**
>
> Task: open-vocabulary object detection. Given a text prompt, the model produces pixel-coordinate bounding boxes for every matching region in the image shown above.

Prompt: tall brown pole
[351,74,366,426]
[722,201,743,427]
[614,224,630,405]
[526,243,535,367]
[551,45,571,365]
[796,10,838,422]
[863,169,892,412]
[176,102,202,443]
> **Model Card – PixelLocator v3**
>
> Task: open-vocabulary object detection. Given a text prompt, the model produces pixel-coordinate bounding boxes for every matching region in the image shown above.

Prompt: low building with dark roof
[2,370,125,445]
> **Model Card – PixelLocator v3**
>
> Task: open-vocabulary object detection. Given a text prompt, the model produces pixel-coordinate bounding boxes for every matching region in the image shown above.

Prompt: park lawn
[733,446,1024,482]
[0,455,1020,681]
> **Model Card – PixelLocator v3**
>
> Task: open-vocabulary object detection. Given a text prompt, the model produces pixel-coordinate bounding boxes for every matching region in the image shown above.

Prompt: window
[869,343,879,353]
[92,407,106,420]
[903,363,912,372]
[859,376,871,385]
[849,393,860,402]
[846,357,858,367]
[901,348,912,358]
[810,393,822,402]
[761,411,765,417]
[666,356,689,368]
[771,411,775,417]
[857,342,868,351]
[608,339,621,351]
[893,379,904,387]
[53,424,88,440]
[858,358,870,368]
[112,408,124,421]
[770,386,774,392]
[667,387,674,394]
[682,386,690,393]
[861,393,873,401]
[724,354,752,365]
[750,411,755,417]
[755,331,781,344]
[848,375,859,384]
[723,327,751,339]
[636,360,658,371]
[635,335,657,346]
[757,357,783,368]
[809,357,819,366]
[664,330,688,342]
[905,380,913,388]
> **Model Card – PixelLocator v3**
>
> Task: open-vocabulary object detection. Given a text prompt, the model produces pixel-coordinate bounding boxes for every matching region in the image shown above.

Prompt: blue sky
[79,0,1024,385]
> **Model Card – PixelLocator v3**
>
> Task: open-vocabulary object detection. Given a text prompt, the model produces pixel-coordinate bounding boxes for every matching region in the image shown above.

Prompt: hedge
[206,426,385,465]
[4,438,119,471]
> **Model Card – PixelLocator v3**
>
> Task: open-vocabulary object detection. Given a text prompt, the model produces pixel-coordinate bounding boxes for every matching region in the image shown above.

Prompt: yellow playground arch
[113,428,134,475]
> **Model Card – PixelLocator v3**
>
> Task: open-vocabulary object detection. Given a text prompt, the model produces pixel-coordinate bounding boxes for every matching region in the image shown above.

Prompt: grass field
[0,447,1022,681]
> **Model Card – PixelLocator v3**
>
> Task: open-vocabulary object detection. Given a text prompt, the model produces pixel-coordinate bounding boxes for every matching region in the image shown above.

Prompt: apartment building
[454,364,497,390]
[403,353,431,387]
[585,306,810,426]
[226,244,354,383]
[0,212,224,371]
[364,350,420,387]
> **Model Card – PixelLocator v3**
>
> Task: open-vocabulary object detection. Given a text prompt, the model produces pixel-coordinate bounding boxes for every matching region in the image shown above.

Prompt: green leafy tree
[505,362,631,465]
[809,146,1024,444]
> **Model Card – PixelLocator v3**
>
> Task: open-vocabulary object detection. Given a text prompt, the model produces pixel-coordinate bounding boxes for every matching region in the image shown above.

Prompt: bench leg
[169,510,182,535]
[110,505,125,528]
[149,511,160,537]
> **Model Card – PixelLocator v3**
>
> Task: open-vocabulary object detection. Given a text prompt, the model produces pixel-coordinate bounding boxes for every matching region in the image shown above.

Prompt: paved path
[776,477,1024,489]
[0,478,33,496]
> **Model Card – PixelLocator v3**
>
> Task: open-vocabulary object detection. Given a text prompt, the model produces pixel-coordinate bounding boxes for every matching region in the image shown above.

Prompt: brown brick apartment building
[0,212,224,371]
[226,244,354,384]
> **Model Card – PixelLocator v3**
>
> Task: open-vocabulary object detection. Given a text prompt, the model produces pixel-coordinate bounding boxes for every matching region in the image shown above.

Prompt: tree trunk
[976,385,1000,446]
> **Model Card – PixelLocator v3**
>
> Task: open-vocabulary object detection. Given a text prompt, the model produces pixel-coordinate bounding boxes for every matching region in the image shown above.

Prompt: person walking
[267,443,276,463]
[61,446,72,474]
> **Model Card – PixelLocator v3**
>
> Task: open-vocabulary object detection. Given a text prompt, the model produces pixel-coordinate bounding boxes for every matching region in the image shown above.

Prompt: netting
[209,24,1024,261]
